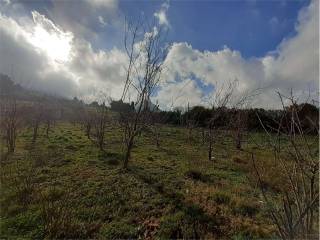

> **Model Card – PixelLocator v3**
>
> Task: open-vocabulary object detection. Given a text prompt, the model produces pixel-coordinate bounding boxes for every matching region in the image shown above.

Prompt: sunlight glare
[29,24,73,63]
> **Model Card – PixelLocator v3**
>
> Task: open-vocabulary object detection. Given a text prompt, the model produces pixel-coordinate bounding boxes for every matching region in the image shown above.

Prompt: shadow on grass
[125,166,228,239]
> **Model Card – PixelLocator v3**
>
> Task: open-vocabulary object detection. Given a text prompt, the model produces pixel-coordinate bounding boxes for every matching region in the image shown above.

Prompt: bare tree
[0,97,21,153]
[43,106,56,138]
[92,103,109,151]
[206,79,238,161]
[146,103,163,148]
[82,109,93,140]
[185,102,197,143]
[230,109,248,150]
[28,101,44,144]
[120,18,169,169]
[76,103,94,140]
[251,92,319,239]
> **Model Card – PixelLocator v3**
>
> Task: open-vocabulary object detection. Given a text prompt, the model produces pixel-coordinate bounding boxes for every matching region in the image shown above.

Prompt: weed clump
[157,212,185,239]
[185,170,209,182]
[37,187,83,238]
[231,199,259,217]
[99,220,139,239]
[212,191,231,205]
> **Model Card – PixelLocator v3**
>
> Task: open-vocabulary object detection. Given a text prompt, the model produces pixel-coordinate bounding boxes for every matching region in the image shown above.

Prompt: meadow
[2,120,313,239]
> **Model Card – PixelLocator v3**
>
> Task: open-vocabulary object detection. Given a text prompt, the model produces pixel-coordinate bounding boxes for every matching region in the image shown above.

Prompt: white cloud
[86,0,117,9]
[156,0,319,109]
[0,10,127,101]
[154,0,170,28]
[159,42,266,107]
[98,16,107,27]
[155,79,204,110]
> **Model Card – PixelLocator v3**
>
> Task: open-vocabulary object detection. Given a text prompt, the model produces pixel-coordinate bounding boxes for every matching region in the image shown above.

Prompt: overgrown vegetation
[1,111,318,238]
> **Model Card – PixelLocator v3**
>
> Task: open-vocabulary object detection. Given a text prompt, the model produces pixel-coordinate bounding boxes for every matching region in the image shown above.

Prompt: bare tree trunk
[1,98,19,153]
[208,126,213,162]
[201,127,205,144]
[123,137,134,169]
[188,126,192,142]
[235,130,242,150]
[85,123,91,139]
[45,121,50,138]
[92,104,108,151]
[7,123,16,153]
[154,127,160,147]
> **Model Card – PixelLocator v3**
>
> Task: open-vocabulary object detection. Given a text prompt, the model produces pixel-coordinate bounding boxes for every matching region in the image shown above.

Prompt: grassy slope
[1,122,296,239]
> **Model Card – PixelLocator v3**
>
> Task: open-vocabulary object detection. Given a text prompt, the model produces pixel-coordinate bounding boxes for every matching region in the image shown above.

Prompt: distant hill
[0,73,68,103]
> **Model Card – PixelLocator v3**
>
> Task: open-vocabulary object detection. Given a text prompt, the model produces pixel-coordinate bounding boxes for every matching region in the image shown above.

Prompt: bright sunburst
[28,11,73,63]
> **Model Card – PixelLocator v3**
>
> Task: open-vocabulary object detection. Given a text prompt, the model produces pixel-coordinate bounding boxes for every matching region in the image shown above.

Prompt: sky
[0,0,318,109]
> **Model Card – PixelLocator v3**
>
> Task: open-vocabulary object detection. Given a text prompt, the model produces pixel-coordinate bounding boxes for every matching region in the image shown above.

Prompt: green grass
[1,122,317,239]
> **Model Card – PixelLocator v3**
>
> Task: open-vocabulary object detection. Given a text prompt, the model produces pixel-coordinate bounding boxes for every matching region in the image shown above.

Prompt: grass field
[0,122,317,239]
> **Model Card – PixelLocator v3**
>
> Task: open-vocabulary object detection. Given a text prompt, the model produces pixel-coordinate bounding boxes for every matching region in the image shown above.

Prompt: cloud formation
[157,0,318,109]
[0,9,126,102]
[0,0,318,109]
[154,0,170,28]
[48,0,119,40]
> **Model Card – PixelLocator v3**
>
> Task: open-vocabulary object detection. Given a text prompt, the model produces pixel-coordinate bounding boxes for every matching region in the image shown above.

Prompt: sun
[28,12,73,63]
